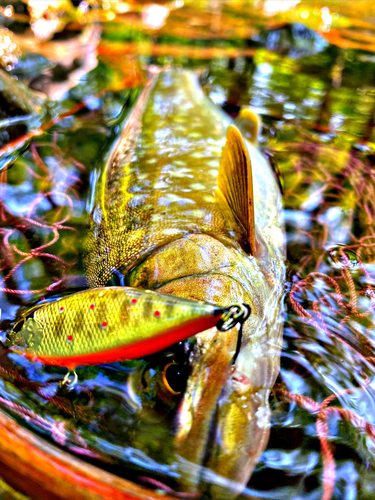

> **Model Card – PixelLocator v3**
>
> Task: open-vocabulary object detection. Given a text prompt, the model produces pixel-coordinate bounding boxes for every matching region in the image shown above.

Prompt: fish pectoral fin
[234,107,261,145]
[218,125,256,255]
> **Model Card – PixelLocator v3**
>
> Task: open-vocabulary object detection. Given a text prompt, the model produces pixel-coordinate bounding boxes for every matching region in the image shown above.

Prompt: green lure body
[10,287,224,369]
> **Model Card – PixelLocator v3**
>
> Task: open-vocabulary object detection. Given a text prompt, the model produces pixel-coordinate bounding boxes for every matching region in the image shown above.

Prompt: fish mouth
[126,234,279,498]
[170,325,274,500]
[169,325,244,498]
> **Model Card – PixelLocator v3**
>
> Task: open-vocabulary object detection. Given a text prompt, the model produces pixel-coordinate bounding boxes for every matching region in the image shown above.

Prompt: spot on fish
[166,193,181,202]
[131,299,137,304]
[158,148,173,156]
[154,311,160,317]
[189,183,206,190]
[101,321,108,329]
[90,304,95,310]
[191,209,206,218]
[170,171,190,178]
[203,195,215,203]
[67,335,73,343]
[59,306,65,313]
[154,181,168,189]
[190,151,205,159]
[189,132,202,139]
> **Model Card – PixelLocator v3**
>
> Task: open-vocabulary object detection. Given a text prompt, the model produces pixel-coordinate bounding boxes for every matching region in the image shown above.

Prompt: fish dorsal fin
[234,107,261,145]
[218,125,256,255]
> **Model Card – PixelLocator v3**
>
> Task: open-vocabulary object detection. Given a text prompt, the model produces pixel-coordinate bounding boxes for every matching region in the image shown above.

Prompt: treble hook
[60,370,78,390]
[216,303,251,364]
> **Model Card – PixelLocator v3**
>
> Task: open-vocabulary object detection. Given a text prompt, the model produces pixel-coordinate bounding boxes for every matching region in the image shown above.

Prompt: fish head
[9,317,44,353]
[127,233,283,498]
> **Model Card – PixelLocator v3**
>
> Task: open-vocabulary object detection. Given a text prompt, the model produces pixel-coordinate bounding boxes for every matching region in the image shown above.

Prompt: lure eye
[13,319,25,333]
[162,362,187,396]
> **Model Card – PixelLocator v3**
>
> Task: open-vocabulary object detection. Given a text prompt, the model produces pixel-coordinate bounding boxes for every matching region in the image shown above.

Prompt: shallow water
[1,1,375,499]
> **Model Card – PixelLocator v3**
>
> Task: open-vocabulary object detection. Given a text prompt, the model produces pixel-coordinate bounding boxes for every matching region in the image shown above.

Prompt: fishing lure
[7,287,250,370]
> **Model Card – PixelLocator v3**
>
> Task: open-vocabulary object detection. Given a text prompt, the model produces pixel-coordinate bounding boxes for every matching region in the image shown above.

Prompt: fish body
[84,68,285,498]
[11,287,225,369]
[86,71,258,285]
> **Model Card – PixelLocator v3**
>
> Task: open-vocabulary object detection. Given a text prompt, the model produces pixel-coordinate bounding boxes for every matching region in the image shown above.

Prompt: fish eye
[162,362,187,396]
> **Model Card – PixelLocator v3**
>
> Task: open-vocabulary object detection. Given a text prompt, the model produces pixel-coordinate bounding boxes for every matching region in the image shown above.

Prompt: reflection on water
[1,1,375,499]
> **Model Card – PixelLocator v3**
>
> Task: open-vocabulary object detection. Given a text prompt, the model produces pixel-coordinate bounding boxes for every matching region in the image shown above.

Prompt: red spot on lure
[9,287,226,370]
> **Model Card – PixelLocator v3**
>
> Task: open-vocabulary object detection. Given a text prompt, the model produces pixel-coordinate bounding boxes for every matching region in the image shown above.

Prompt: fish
[8,286,233,369]
[83,67,286,499]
